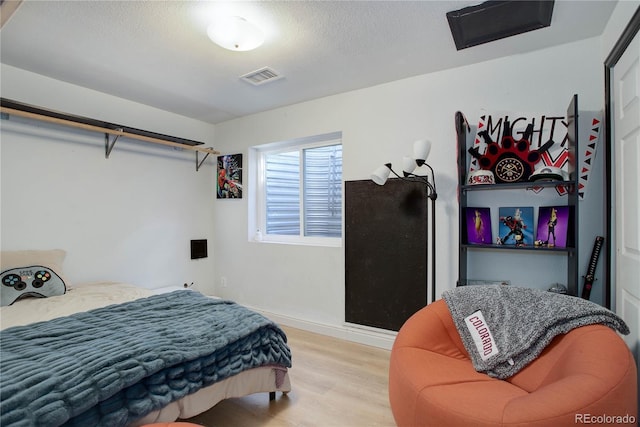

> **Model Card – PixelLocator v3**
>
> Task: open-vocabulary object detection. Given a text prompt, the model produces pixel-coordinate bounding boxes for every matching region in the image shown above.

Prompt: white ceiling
[0,0,617,125]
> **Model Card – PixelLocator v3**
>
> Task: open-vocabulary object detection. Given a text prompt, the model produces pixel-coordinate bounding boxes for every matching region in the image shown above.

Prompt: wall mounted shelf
[0,98,219,171]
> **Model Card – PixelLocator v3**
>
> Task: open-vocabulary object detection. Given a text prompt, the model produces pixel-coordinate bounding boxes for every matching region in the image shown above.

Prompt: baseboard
[247,306,397,350]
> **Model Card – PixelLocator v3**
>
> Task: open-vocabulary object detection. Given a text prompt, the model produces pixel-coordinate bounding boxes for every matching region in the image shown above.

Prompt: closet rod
[0,98,219,156]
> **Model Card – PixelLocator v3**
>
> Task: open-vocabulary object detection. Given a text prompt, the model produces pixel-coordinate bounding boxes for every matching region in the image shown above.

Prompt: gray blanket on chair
[442,285,629,379]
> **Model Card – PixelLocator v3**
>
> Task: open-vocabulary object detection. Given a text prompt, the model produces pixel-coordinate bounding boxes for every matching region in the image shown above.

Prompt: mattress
[0,282,291,426]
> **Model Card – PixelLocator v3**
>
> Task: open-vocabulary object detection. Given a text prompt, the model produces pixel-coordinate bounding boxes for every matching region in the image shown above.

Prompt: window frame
[249,132,343,247]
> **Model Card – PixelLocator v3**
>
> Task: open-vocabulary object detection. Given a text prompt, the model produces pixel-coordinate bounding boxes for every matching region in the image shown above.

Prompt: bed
[0,250,292,427]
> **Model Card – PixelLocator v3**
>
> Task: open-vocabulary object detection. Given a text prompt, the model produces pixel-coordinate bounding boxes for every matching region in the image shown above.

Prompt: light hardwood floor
[182,326,396,427]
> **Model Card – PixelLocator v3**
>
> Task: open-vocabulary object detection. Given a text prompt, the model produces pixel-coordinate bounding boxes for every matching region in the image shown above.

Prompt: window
[250,132,342,246]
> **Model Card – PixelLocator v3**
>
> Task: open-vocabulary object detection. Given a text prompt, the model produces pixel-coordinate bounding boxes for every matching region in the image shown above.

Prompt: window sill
[250,233,342,248]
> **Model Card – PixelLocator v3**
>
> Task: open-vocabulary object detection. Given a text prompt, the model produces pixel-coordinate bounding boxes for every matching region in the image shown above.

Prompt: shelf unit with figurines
[456,95,579,295]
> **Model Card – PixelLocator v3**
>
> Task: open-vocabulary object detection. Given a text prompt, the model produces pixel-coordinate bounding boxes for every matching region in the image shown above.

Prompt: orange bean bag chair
[389,299,637,426]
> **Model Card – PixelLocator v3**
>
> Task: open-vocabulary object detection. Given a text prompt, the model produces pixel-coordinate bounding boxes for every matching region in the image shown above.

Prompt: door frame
[604,7,640,310]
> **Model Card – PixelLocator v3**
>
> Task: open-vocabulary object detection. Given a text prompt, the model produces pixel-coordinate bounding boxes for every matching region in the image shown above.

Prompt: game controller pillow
[1,248,71,287]
[1,266,66,306]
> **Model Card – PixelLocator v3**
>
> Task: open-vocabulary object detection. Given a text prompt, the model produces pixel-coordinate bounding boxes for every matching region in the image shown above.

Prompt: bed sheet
[0,282,154,330]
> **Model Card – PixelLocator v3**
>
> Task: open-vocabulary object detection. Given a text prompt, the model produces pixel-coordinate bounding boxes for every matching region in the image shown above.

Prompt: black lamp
[371,139,438,303]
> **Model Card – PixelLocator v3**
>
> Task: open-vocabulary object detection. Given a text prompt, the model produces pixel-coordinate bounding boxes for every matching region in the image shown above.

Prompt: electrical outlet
[220,276,227,288]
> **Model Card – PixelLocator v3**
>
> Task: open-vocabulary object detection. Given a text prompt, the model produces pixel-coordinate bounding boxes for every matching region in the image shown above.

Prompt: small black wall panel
[345,178,427,331]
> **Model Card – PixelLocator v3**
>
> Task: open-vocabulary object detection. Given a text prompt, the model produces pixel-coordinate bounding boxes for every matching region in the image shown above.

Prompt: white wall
[601,1,639,58]
[213,37,606,342]
[1,65,217,292]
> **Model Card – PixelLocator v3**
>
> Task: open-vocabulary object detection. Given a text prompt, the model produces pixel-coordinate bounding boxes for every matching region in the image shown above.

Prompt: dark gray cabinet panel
[345,179,427,331]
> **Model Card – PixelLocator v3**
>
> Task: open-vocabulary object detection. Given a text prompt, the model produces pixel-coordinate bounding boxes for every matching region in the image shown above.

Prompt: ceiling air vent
[240,67,283,86]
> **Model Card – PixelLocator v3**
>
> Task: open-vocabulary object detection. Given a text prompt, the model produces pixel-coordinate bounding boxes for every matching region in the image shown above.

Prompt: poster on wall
[465,207,492,245]
[217,154,242,199]
[536,206,570,248]
[469,110,602,198]
[577,113,602,200]
[497,206,534,246]
[470,111,568,192]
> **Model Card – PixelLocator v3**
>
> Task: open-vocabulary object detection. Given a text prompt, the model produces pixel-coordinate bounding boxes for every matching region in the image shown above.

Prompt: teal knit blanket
[0,291,292,427]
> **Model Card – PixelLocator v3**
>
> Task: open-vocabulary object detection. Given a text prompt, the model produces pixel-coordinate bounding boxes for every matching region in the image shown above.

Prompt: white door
[614,29,640,395]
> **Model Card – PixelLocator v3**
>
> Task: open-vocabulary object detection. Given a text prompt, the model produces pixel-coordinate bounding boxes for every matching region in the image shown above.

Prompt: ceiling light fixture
[207,16,264,52]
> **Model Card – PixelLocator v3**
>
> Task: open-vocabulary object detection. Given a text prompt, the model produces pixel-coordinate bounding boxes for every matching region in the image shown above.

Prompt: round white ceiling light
[207,16,264,52]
